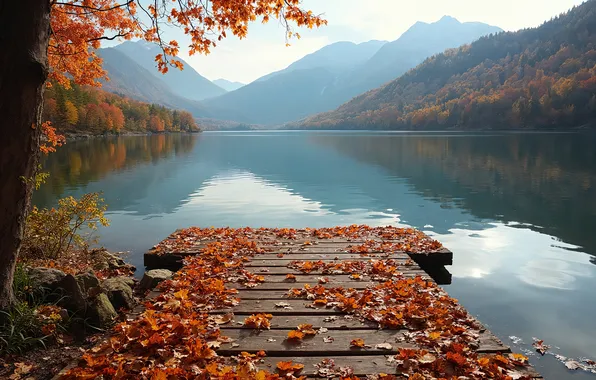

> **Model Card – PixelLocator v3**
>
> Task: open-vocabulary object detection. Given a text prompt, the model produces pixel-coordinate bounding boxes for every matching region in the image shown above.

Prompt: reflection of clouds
[186,170,333,216]
[183,171,403,227]
[432,223,593,290]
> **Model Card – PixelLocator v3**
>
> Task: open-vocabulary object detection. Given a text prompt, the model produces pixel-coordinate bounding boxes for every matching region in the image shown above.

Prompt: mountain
[114,40,226,101]
[298,1,596,130]
[97,48,211,118]
[335,16,502,97]
[255,40,387,82]
[213,79,245,91]
[206,67,339,125]
[205,18,501,125]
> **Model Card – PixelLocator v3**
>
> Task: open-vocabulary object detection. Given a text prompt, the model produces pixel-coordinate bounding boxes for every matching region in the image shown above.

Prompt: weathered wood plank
[250,253,410,261]
[235,290,360,300]
[226,356,542,378]
[232,282,378,290]
[246,274,429,284]
[246,257,412,266]
[248,267,428,276]
[216,329,509,356]
[220,315,380,329]
[213,299,338,315]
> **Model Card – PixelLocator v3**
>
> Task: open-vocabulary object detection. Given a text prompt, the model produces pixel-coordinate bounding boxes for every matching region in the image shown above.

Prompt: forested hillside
[300,0,596,130]
[43,84,199,135]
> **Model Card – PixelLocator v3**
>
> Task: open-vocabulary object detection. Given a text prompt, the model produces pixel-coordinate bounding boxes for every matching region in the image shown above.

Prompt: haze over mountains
[300,0,596,130]
[97,15,503,127]
[213,79,245,92]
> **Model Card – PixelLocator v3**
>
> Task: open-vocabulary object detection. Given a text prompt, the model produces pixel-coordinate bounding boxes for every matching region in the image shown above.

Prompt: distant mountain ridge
[97,47,210,118]
[213,79,245,91]
[115,41,226,101]
[204,16,502,125]
[298,1,596,130]
[255,40,387,82]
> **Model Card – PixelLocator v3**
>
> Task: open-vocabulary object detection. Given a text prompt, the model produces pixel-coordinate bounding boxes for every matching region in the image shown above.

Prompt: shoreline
[63,130,201,141]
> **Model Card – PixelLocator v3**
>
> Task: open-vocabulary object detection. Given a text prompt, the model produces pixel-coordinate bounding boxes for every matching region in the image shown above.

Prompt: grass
[0,264,60,355]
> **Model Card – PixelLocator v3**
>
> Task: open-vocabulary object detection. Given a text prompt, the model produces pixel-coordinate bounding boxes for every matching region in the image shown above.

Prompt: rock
[56,274,87,312]
[87,293,117,327]
[28,267,86,312]
[28,267,66,289]
[102,277,135,310]
[75,270,100,294]
[89,248,136,273]
[139,269,173,290]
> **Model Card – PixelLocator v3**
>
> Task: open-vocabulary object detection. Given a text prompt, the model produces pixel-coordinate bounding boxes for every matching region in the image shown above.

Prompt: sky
[107,0,586,84]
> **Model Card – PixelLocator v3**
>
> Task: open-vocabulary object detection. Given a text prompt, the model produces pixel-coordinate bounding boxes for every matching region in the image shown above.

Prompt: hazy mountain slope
[205,68,338,125]
[323,17,503,104]
[115,41,226,101]
[299,1,596,130]
[206,18,500,125]
[255,40,387,82]
[98,48,211,118]
[213,79,245,91]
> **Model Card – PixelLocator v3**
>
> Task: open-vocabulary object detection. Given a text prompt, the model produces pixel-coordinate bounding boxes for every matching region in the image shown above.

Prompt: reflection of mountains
[36,132,596,265]
[312,132,596,262]
[34,134,201,211]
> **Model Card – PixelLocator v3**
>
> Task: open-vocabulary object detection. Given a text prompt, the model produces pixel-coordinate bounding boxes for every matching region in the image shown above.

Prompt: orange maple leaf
[350,338,365,348]
[287,330,305,341]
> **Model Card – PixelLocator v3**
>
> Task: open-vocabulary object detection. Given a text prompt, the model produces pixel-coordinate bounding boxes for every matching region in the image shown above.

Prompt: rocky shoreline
[63,130,201,141]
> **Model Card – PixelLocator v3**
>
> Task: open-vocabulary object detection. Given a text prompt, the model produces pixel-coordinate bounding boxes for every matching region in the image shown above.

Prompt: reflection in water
[35,131,596,379]
[312,132,596,265]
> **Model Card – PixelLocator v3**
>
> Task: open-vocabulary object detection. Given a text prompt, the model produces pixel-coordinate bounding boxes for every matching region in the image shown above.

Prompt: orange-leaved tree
[0,0,325,309]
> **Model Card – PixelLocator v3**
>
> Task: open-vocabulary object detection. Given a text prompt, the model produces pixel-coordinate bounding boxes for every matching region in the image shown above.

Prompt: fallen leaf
[277,361,305,373]
[565,360,582,370]
[287,330,305,341]
[231,343,240,348]
[532,339,551,355]
[318,327,328,334]
[350,338,365,348]
[213,313,234,325]
[375,343,393,350]
[323,336,335,343]
[275,302,291,308]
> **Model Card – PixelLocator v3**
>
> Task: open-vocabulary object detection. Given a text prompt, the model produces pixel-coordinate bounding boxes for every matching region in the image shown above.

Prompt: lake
[35,131,596,379]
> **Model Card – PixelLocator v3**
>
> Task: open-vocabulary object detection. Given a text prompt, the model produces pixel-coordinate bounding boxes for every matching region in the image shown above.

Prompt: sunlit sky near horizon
[105,0,585,84]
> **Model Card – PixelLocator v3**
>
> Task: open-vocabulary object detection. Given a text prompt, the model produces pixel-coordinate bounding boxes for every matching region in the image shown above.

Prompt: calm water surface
[35,131,596,379]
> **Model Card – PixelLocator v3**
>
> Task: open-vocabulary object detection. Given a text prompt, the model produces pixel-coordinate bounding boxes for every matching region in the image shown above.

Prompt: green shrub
[22,192,109,260]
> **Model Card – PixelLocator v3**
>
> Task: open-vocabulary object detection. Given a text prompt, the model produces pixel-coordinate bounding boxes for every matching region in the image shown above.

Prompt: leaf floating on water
[565,360,582,370]
[532,338,551,355]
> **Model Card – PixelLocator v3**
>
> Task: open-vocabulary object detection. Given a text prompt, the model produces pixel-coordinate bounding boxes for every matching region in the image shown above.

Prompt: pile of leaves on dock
[60,227,534,379]
[150,225,444,256]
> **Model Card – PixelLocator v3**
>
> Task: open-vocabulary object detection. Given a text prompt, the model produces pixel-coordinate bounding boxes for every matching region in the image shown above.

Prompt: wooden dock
[59,226,543,379]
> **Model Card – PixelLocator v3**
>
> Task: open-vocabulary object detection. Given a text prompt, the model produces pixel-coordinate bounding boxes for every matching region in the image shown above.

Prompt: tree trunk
[0,0,51,309]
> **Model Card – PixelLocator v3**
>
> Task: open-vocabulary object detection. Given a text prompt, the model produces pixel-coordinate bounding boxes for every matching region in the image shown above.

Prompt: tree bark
[0,0,51,309]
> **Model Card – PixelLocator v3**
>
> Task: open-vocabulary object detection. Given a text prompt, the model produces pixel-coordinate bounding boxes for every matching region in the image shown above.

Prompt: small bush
[0,265,67,355]
[22,192,109,260]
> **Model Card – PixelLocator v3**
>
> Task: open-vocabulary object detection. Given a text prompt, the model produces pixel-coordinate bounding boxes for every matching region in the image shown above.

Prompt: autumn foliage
[43,83,198,134]
[48,1,326,89]
[62,226,535,379]
[303,1,596,130]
